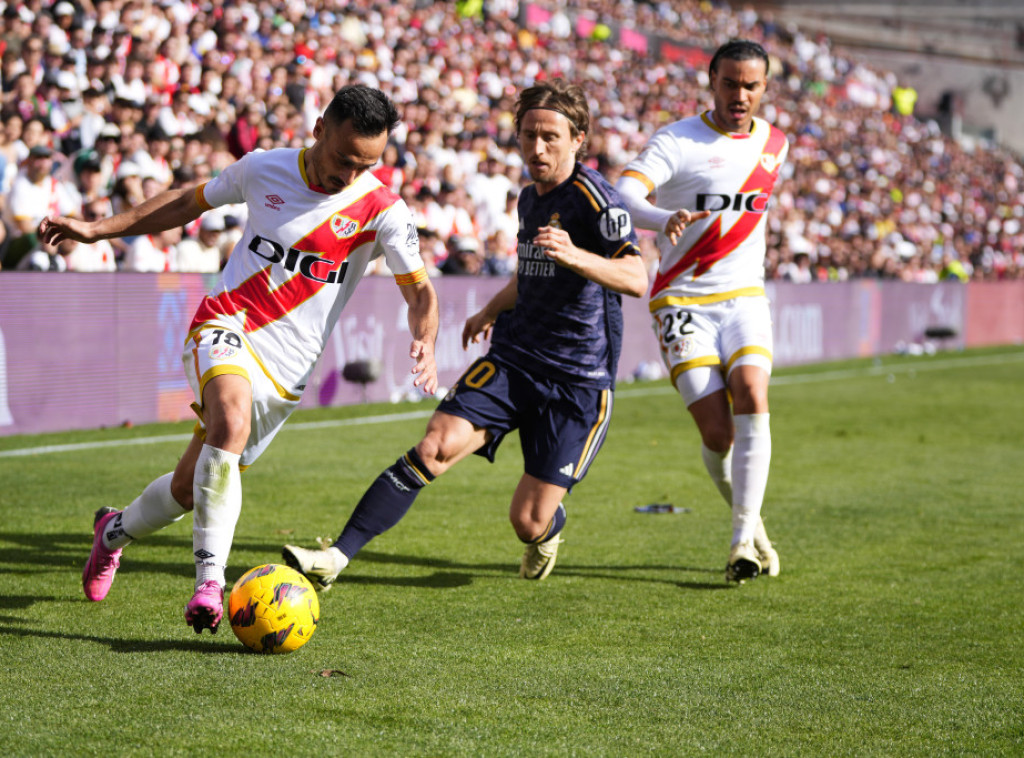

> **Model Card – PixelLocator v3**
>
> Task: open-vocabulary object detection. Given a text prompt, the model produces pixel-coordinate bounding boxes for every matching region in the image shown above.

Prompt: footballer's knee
[414,431,461,476]
[204,410,250,451]
[509,510,546,542]
[699,423,734,454]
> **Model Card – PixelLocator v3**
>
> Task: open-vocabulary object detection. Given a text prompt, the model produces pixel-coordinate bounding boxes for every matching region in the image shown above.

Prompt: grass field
[1,347,1022,757]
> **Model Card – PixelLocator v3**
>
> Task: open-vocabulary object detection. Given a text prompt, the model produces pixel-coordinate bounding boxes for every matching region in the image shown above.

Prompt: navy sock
[334,448,435,558]
[524,503,566,544]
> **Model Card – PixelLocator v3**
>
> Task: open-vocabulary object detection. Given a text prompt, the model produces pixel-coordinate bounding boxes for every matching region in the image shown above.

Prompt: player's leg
[727,363,777,577]
[183,372,251,633]
[338,411,487,557]
[510,475,568,580]
[283,412,491,590]
[514,382,612,580]
[699,435,778,577]
[655,301,736,495]
[285,356,509,589]
[685,386,765,580]
[82,465,191,602]
[719,295,777,579]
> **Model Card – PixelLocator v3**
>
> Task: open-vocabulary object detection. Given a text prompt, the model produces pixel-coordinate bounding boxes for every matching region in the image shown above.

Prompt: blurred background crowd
[0,0,1021,281]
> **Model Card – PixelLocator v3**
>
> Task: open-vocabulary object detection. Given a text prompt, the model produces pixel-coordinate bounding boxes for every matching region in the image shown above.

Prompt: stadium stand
[0,0,1021,281]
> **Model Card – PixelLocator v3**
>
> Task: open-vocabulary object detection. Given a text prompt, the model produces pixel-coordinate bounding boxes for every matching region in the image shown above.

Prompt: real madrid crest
[548,213,562,230]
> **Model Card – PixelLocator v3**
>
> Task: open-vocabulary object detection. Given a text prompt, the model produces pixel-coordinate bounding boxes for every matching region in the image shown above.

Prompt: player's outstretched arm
[615,175,710,245]
[533,226,649,297]
[401,278,439,395]
[38,186,206,247]
[462,274,517,350]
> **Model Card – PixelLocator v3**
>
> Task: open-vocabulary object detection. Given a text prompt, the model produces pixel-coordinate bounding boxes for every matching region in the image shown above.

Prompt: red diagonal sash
[191,187,396,333]
[652,126,786,297]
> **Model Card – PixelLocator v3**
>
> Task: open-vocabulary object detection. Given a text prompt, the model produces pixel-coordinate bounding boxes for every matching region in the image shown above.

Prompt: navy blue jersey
[490,163,640,389]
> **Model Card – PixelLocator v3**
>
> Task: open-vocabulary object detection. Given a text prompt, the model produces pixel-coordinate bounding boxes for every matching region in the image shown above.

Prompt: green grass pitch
[1,347,1022,756]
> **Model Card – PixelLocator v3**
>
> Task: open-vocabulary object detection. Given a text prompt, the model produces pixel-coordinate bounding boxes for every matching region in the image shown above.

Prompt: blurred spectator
[109,160,146,213]
[1,0,1020,281]
[176,212,226,273]
[73,150,109,203]
[416,226,445,278]
[3,144,80,268]
[63,198,118,272]
[372,142,405,193]
[441,234,484,276]
[16,237,67,271]
[483,228,517,276]
[225,102,262,159]
[466,152,514,238]
[157,88,202,139]
[123,226,182,272]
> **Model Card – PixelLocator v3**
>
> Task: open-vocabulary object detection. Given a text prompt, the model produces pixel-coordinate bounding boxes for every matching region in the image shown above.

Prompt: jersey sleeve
[197,153,250,209]
[377,198,427,282]
[595,201,641,259]
[620,127,678,192]
[575,170,641,259]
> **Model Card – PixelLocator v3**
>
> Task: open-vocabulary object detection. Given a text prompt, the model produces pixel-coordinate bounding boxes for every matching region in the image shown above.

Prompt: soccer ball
[228,564,319,654]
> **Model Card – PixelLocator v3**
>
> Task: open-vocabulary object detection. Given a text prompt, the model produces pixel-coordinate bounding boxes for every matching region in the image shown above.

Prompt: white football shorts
[651,295,773,407]
[182,325,302,467]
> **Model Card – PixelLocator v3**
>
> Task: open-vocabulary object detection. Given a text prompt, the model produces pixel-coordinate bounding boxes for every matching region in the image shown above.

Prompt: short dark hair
[323,84,400,136]
[709,39,770,77]
[514,78,590,161]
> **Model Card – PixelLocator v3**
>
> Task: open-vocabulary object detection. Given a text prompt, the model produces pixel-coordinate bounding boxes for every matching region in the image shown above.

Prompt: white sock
[192,445,242,589]
[701,443,733,506]
[105,473,187,550]
[731,413,771,547]
[703,442,773,550]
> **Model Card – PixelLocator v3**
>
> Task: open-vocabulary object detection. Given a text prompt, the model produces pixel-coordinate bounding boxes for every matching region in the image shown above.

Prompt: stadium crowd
[0,0,1021,280]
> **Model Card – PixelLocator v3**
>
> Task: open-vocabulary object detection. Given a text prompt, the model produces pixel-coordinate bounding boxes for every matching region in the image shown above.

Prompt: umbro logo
[265,194,285,210]
[194,549,215,560]
[559,463,575,477]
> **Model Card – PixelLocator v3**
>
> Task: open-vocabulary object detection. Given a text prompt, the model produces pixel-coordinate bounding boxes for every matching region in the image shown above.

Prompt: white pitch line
[0,410,434,459]
[2,351,1021,459]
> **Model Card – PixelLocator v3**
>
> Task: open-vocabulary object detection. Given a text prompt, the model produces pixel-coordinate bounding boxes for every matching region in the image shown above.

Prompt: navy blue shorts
[436,355,614,490]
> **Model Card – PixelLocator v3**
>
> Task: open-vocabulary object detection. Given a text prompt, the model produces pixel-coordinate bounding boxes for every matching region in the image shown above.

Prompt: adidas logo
[559,463,575,477]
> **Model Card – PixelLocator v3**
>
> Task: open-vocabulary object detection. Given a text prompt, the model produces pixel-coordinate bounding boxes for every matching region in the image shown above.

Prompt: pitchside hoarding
[0,274,1014,438]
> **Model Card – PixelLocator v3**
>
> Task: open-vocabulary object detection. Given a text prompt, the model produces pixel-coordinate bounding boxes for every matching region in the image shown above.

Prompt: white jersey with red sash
[191,147,425,395]
[620,111,788,311]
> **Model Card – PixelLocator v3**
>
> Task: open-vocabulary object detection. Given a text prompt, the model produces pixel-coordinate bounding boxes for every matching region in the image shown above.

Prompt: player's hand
[664,209,711,246]
[533,226,579,267]
[409,339,439,395]
[38,215,98,246]
[462,310,496,350]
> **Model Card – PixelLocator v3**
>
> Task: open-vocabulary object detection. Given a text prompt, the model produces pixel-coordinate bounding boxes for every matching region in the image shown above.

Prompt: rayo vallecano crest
[760,153,780,174]
[331,214,360,239]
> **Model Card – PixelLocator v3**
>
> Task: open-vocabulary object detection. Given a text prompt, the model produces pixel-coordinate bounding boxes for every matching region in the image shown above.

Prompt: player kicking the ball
[283,79,648,588]
[39,85,439,632]
[616,39,788,583]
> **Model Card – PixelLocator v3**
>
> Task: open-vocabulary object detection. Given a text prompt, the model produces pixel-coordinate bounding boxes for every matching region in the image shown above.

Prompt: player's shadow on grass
[0,531,303,581]
[555,566,730,590]
[347,550,728,589]
[335,571,474,589]
[0,624,240,654]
